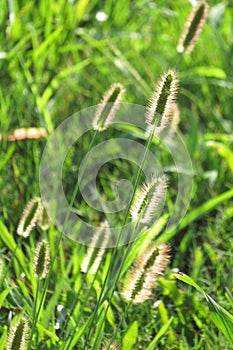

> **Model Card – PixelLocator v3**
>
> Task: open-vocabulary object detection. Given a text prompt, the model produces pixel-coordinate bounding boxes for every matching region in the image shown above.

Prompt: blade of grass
[146,317,174,350]
[174,273,233,345]
[158,188,233,243]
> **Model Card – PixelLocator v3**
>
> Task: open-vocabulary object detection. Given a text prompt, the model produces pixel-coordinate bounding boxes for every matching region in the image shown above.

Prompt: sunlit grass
[0,0,233,349]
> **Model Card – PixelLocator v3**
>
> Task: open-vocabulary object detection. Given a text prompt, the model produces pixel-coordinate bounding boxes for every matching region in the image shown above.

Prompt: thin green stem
[0,236,23,293]
[86,128,156,349]
[59,286,82,342]
[31,129,99,348]
[107,302,132,350]
[29,278,40,349]
[102,63,183,344]
[174,52,183,69]
[29,230,63,345]
[60,268,99,345]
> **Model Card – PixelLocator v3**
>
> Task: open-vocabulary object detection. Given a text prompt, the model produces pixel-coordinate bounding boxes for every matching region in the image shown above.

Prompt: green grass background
[0,0,233,349]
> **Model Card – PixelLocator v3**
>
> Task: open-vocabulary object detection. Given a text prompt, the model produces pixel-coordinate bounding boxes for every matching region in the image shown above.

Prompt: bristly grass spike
[38,206,51,231]
[146,69,178,135]
[81,221,110,274]
[130,175,168,224]
[17,198,43,238]
[121,243,170,304]
[92,82,126,131]
[177,0,209,54]
[6,317,30,350]
[33,240,51,279]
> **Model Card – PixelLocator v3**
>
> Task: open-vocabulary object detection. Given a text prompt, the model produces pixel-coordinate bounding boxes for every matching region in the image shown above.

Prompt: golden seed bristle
[130,175,168,224]
[121,243,170,304]
[33,240,50,279]
[6,317,29,350]
[37,206,51,231]
[177,0,209,54]
[146,70,178,135]
[17,198,43,238]
[93,82,126,131]
[81,221,110,274]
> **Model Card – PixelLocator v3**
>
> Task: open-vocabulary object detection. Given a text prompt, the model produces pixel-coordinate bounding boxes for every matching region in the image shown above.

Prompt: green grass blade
[146,317,174,350]
[174,273,233,345]
[173,272,203,292]
[122,320,138,350]
[0,144,15,171]
[158,188,233,242]
[204,292,233,345]
[0,221,28,275]
[0,287,13,308]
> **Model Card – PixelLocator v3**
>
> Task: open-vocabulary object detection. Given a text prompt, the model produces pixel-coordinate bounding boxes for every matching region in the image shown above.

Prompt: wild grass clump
[1,0,233,349]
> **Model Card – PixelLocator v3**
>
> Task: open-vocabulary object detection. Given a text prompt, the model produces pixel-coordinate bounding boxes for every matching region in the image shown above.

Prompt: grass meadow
[0,0,233,349]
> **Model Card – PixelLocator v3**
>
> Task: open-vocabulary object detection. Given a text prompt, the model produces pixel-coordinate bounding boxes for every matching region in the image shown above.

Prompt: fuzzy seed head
[169,103,180,131]
[17,197,42,238]
[6,317,29,350]
[102,342,120,350]
[6,127,47,141]
[177,1,209,54]
[93,82,126,131]
[121,243,170,304]
[38,207,51,231]
[130,175,168,224]
[146,70,178,135]
[81,221,110,274]
[34,240,50,279]
[160,103,181,136]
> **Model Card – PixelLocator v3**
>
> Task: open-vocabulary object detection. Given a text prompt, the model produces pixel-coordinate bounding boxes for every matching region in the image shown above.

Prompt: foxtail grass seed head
[17,197,42,238]
[34,240,50,279]
[102,342,120,350]
[93,82,126,131]
[161,103,181,136]
[146,70,178,135]
[81,221,110,274]
[121,243,170,304]
[170,103,180,131]
[130,175,168,224]
[6,127,47,141]
[38,207,51,231]
[6,317,29,350]
[177,1,209,54]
